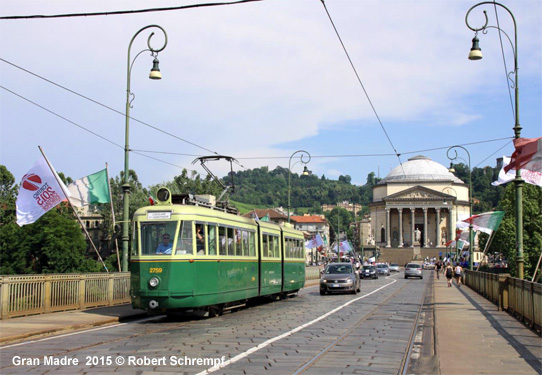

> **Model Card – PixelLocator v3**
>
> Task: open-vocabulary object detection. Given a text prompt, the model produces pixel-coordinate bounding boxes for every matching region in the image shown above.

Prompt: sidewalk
[434,276,542,375]
[0,304,146,344]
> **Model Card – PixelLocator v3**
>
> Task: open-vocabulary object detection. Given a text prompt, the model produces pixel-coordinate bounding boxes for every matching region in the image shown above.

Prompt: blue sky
[1,0,540,188]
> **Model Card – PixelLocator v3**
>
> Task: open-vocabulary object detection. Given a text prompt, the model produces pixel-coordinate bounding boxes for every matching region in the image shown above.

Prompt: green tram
[130,188,306,316]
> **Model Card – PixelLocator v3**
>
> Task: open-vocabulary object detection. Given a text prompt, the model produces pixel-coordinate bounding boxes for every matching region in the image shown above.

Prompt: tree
[0,165,104,274]
[490,183,542,279]
[0,165,21,274]
[325,207,354,244]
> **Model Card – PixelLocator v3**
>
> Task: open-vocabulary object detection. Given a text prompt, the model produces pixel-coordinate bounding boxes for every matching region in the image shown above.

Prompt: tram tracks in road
[292,277,430,375]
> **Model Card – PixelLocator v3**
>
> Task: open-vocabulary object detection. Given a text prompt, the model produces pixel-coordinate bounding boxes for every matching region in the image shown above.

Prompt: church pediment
[383,186,448,201]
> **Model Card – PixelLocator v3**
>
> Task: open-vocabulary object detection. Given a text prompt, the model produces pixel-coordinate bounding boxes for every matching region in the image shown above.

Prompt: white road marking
[197,279,397,375]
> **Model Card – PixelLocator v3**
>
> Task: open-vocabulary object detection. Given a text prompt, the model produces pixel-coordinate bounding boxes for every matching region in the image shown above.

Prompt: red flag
[149,194,156,206]
[504,137,542,173]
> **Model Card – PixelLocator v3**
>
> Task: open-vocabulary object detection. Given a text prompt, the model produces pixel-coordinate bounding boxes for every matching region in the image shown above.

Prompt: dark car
[404,263,423,279]
[376,264,390,276]
[320,263,361,295]
[361,265,378,279]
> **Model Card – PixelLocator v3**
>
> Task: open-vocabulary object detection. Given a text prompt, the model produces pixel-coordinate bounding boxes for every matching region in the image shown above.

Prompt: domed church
[369,155,471,254]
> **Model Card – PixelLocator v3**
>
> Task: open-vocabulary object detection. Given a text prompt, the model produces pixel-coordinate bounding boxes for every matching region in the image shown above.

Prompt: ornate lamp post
[287,150,311,223]
[122,25,168,272]
[465,2,523,278]
[447,146,473,270]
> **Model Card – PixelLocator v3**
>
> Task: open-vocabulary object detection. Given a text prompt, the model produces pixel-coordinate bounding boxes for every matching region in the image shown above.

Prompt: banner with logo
[16,155,70,226]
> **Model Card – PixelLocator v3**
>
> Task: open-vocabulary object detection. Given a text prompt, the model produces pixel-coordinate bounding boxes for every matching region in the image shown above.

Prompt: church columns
[398,208,403,247]
[410,208,415,248]
[423,208,428,248]
[436,208,441,247]
[385,208,391,248]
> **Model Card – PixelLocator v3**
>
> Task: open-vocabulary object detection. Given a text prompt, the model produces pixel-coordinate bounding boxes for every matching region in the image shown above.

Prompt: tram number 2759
[149,268,163,273]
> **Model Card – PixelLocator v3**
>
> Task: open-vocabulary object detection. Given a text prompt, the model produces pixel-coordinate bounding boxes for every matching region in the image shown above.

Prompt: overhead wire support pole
[447,146,473,271]
[465,2,523,278]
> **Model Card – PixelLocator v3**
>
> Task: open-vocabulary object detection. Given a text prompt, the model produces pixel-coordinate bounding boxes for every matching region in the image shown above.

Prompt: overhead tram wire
[0,0,265,20]
[318,0,405,174]
[0,58,219,156]
[0,85,199,173]
[132,136,512,161]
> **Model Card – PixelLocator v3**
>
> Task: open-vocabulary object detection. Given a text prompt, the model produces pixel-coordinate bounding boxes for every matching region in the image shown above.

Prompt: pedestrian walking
[445,263,453,287]
[454,263,464,288]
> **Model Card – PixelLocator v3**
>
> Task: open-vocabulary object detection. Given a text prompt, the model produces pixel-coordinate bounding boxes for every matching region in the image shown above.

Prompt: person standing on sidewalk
[454,263,464,288]
[445,263,454,287]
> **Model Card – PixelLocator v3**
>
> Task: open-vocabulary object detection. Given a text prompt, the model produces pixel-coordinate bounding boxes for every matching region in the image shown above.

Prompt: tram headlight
[149,277,160,288]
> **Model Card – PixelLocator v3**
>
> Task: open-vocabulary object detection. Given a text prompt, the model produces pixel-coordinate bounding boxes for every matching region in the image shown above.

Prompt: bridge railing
[0,273,131,319]
[464,270,541,334]
[1,268,323,319]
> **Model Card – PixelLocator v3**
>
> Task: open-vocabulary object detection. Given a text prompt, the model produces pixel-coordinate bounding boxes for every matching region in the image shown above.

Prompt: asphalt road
[0,271,431,374]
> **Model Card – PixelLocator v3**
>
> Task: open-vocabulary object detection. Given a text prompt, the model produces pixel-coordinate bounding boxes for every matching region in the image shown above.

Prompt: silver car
[320,263,361,295]
[389,263,400,272]
[404,263,423,279]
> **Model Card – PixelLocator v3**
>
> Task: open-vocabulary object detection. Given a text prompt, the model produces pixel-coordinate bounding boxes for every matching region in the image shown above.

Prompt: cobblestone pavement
[1,273,428,374]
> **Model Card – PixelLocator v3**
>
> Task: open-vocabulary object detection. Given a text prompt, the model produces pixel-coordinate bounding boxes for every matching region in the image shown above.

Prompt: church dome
[378,155,464,184]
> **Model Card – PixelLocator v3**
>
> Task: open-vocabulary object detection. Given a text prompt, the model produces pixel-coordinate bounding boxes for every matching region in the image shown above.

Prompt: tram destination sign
[147,211,172,220]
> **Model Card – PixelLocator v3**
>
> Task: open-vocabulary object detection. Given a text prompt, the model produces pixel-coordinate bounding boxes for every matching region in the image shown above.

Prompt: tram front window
[140,222,178,255]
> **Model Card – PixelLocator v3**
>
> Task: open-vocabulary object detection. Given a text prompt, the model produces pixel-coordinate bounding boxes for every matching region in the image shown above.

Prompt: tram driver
[156,233,173,254]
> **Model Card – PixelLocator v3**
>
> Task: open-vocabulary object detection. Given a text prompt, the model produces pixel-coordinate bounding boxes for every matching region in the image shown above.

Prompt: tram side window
[227,227,235,256]
[273,236,279,258]
[195,222,206,255]
[176,221,193,255]
[262,234,269,257]
[208,225,217,255]
[297,239,302,258]
[286,238,293,258]
[234,229,242,256]
[249,232,255,257]
[219,226,227,255]
[241,230,248,256]
[131,224,139,257]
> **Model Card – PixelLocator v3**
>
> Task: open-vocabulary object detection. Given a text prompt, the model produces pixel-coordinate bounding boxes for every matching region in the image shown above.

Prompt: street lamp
[465,2,523,278]
[122,25,168,272]
[447,146,473,270]
[287,150,311,223]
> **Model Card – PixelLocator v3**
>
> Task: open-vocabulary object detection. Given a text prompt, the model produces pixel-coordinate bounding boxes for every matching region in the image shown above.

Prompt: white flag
[492,156,542,187]
[16,155,70,226]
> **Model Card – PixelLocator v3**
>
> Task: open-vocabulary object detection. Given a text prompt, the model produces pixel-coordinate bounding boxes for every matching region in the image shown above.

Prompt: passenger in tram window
[156,233,172,254]
[196,224,205,255]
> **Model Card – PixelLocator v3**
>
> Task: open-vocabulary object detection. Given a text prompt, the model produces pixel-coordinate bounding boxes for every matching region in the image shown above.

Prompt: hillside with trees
[1,162,540,279]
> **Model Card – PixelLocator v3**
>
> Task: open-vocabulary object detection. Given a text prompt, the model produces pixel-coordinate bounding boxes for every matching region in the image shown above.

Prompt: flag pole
[106,163,122,272]
[532,248,542,283]
[38,146,108,272]
[476,230,496,271]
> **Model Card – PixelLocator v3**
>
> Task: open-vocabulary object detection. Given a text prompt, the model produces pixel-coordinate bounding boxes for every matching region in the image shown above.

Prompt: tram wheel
[208,305,224,317]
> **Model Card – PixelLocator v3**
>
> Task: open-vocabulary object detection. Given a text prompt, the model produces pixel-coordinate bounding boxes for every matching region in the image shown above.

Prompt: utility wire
[0,0,265,20]
[0,58,219,155]
[0,85,198,173]
[318,0,402,162]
